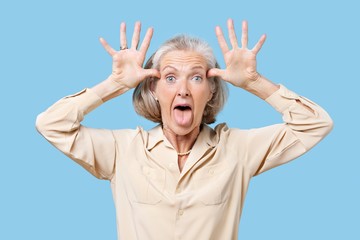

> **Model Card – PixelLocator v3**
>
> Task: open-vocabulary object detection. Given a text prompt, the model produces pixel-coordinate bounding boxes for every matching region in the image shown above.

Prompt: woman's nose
[177,80,191,97]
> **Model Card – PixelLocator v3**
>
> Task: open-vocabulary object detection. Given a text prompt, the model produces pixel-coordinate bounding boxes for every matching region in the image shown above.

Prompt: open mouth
[173,104,193,126]
[174,105,192,111]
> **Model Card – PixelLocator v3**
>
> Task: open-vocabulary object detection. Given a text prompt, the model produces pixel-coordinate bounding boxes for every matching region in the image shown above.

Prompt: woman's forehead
[159,50,207,71]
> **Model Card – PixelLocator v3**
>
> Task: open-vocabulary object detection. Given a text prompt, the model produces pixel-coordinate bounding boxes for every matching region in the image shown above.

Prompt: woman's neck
[162,125,200,155]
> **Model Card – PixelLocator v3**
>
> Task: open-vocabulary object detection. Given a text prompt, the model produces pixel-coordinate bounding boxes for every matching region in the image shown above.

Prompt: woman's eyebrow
[161,65,206,72]
[191,66,207,71]
[161,65,178,72]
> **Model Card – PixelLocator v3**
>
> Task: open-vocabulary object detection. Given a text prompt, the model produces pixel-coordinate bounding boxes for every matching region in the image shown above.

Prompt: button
[208,169,215,175]
[176,187,181,193]
[178,209,184,216]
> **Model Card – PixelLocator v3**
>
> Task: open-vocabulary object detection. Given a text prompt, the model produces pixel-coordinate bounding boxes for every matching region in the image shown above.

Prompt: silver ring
[120,46,128,50]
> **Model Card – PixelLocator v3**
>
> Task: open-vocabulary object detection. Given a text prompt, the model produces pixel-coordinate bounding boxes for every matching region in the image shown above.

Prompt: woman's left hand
[208,19,266,88]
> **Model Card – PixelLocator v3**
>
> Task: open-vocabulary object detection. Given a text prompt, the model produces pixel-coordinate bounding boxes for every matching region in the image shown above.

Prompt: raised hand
[208,19,266,89]
[100,22,160,90]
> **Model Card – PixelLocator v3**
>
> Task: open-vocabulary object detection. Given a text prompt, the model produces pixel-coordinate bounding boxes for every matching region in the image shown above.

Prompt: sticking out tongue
[173,106,193,126]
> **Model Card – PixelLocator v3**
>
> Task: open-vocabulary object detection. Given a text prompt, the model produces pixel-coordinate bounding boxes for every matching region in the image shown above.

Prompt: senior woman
[36,19,333,239]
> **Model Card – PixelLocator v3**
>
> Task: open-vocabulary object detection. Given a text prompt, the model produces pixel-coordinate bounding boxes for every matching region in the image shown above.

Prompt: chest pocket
[127,165,166,205]
[192,162,230,206]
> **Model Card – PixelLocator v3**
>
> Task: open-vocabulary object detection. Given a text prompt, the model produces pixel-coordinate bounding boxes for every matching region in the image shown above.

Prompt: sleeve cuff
[265,84,299,113]
[64,88,104,115]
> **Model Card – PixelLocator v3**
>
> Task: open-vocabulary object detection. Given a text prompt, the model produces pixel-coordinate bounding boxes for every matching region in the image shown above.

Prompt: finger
[252,34,266,54]
[120,22,127,49]
[227,18,238,48]
[241,20,248,48]
[143,68,160,79]
[131,21,141,50]
[207,68,225,79]
[139,27,154,55]
[215,26,229,55]
[99,37,116,56]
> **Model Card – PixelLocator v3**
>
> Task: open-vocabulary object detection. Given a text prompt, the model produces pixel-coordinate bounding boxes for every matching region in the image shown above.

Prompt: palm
[208,19,266,88]
[222,47,258,87]
[100,22,159,89]
[110,48,149,88]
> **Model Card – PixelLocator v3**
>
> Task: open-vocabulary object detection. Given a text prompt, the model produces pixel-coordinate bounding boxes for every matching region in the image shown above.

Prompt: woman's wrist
[243,74,280,100]
[91,76,130,102]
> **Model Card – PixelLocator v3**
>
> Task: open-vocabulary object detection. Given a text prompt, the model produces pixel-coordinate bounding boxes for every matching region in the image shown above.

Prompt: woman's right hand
[92,22,160,102]
[100,21,160,89]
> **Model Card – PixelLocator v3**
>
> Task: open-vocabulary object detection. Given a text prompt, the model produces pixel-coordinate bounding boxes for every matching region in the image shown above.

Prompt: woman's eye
[192,76,203,82]
[166,76,176,83]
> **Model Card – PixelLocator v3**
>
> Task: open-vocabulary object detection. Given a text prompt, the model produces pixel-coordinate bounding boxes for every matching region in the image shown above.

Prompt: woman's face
[153,50,213,136]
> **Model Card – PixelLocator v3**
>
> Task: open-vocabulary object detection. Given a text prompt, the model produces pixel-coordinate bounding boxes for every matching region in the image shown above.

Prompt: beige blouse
[36,85,333,240]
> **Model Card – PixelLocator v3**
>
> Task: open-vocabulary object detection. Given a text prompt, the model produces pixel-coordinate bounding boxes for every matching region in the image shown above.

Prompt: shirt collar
[146,124,165,151]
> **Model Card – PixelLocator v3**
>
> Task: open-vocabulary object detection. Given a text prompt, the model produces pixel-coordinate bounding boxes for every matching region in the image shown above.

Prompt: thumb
[143,69,160,79]
[207,68,225,79]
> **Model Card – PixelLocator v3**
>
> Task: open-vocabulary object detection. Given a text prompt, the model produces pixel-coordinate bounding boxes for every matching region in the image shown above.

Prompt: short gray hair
[133,35,228,124]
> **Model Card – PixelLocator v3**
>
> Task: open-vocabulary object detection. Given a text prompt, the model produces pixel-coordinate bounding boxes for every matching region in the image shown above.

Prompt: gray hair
[132,35,228,124]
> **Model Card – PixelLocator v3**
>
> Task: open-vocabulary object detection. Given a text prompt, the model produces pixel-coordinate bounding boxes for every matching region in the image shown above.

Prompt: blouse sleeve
[36,88,118,180]
[243,85,333,176]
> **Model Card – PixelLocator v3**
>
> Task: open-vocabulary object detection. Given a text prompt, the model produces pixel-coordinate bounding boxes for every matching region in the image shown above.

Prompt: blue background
[1,0,359,239]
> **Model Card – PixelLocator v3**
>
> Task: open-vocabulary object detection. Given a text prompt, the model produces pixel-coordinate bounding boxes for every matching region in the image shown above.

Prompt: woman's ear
[151,92,158,102]
[208,92,213,102]
[150,79,158,101]
[208,79,215,101]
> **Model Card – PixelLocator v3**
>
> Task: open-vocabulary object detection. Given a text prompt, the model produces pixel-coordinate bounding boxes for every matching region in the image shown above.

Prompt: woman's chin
[174,119,192,128]
[164,121,198,137]
[172,124,194,135]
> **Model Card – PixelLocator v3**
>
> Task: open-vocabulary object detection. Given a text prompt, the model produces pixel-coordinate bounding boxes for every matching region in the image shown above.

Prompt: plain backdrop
[1,0,359,239]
